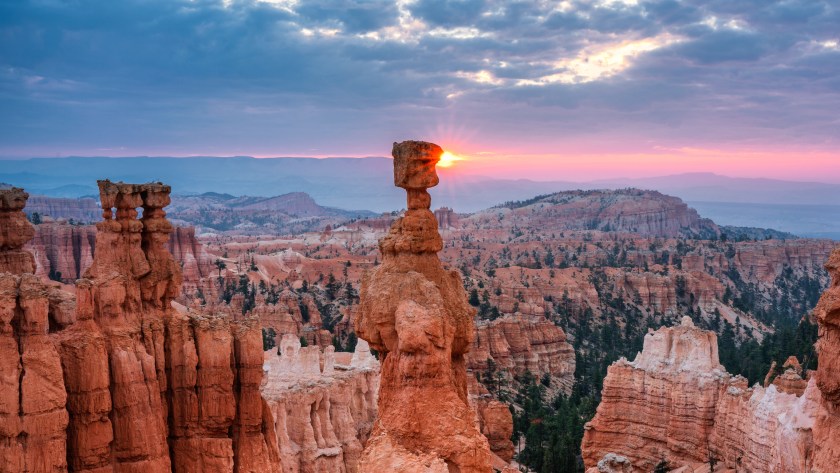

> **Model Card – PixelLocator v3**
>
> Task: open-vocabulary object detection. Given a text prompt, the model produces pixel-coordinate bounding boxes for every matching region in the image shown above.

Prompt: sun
[439,151,462,168]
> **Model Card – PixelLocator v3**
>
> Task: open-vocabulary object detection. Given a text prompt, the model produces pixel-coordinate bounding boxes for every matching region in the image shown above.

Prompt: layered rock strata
[468,314,575,394]
[25,195,102,223]
[261,337,380,473]
[167,225,214,289]
[581,316,822,472]
[355,141,492,472]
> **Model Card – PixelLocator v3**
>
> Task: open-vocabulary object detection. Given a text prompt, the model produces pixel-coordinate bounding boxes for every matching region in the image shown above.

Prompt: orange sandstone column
[355,141,492,472]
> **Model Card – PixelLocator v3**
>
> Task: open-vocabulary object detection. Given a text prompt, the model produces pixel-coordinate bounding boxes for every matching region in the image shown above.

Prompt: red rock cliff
[0,187,36,274]
[355,141,493,472]
[813,247,840,471]
[3,182,280,472]
[0,187,70,473]
[468,314,576,394]
[27,222,96,283]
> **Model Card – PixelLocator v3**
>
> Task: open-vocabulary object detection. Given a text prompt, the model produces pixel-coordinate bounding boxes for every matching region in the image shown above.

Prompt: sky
[1,0,839,182]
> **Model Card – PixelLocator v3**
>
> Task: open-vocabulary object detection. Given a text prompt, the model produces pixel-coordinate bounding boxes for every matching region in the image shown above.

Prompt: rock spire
[355,141,492,472]
[0,186,37,274]
[0,187,69,472]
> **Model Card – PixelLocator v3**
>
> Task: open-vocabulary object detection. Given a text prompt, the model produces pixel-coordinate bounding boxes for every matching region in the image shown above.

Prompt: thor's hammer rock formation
[355,141,493,472]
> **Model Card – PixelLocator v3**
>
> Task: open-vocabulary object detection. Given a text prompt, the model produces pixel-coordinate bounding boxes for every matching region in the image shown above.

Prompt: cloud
[410,0,487,28]
[675,29,767,64]
[296,0,400,33]
[0,0,838,158]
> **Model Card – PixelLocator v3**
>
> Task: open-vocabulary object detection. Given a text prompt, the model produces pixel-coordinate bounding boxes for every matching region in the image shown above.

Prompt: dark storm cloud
[0,0,838,155]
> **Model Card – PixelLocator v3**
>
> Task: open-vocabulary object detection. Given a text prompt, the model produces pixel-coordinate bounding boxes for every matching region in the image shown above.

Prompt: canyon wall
[167,225,214,290]
[25,221,212,287]
[27,222,96,283]
[581,315,824,472]
[468,314,576,394]
[583,246,840,472]
[25,195,101,223]
[2,183,281,472]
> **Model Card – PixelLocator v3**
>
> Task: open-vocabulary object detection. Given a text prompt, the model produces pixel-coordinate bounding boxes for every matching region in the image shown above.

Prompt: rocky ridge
[485,189,720,238]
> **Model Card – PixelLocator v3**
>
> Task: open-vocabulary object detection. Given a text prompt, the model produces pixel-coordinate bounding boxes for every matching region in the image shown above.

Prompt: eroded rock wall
[261,338,379,473]
[468,314,575,394]
[581,316,823,472]
[26,222,211,288]
[0,187,70,473]
[27,222,96,283]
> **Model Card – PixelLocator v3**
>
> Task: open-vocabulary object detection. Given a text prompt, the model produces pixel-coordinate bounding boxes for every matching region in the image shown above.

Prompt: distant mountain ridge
[2,156,839,237]
[477,189,720,239]
[17,188,377,234]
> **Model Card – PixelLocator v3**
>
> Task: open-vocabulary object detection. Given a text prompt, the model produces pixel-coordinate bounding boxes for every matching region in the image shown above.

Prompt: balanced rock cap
[392,140,442,190]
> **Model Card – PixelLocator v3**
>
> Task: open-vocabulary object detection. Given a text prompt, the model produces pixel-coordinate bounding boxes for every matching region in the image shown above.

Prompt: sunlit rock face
[581,316,822,473]
[355,141,493,472]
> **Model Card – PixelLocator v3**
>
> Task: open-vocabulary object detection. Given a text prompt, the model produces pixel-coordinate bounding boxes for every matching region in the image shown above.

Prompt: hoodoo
[0,186,70,472]
[1,182,281,472]
[355,141,493,472]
